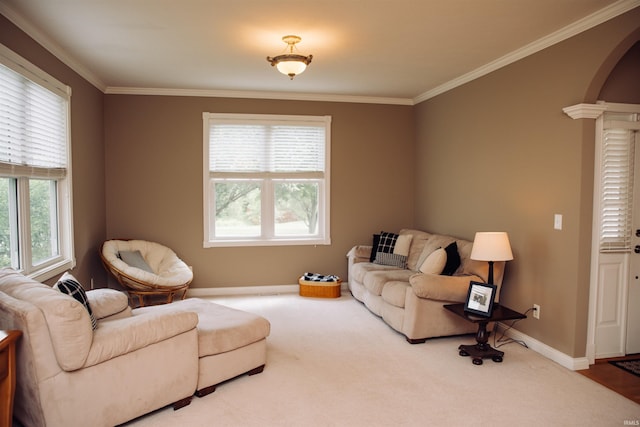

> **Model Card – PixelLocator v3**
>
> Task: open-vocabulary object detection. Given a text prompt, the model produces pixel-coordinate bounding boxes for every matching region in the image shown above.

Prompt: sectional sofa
[0,268,270,427]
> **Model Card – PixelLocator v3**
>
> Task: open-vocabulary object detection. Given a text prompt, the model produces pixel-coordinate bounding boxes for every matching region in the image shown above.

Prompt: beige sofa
[0,268,270,427]
[347,229,505,343]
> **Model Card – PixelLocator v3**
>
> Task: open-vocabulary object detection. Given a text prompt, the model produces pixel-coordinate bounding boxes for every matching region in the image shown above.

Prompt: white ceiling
[1,0,637,104]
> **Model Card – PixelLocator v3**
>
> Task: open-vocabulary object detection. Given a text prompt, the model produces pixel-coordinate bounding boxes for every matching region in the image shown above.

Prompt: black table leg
[458,320,504,365]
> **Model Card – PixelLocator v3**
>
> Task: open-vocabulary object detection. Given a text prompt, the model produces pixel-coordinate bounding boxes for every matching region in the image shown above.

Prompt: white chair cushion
[102,240,193,289]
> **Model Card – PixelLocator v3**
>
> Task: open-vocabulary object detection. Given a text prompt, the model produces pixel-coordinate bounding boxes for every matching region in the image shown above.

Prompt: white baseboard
[498,323,590,371]
[187,282,350,298]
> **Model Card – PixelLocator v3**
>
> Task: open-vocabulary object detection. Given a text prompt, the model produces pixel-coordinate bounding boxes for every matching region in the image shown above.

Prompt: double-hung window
[0,45,74,280]
[203,113,331,247]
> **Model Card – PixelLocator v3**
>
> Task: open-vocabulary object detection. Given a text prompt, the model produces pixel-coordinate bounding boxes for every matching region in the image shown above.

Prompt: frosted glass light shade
[276,60,308,77]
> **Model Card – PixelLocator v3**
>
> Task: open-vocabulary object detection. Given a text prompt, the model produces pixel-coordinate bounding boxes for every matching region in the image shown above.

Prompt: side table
[444,303,525,365]
[0,330,21,427]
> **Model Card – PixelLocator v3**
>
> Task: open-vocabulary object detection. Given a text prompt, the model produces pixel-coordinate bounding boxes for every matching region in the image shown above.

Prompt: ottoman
[133,298,270,397]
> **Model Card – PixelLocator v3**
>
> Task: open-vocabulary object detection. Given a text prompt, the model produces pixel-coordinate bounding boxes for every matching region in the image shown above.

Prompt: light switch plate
[554,214,562,230]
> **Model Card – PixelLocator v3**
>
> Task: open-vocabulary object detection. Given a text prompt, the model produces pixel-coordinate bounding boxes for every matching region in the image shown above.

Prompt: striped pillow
[55,272,97,330]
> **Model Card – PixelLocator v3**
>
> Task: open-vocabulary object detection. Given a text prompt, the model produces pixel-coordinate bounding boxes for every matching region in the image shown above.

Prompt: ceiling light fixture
[266,35,313,80]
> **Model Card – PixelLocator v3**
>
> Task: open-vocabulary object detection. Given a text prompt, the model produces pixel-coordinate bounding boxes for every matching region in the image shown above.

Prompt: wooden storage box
[298,278,342,298]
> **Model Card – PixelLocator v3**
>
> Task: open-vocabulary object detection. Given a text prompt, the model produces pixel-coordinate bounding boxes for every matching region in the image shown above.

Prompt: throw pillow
[374,252,408,268]
[376,231,399,254]
[442,241,461,275]
[370,234,381,262]
[118,250,154,273]
[372,231,408,268]
[54,272,97,330]
[419,248,447,274]
[393,234,413,257]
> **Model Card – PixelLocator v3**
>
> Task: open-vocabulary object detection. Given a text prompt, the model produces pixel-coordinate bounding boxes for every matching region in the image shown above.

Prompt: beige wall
[414,7,640,357]
[104,96,415,288]
[0,15,106,286]
[3,6,640,358]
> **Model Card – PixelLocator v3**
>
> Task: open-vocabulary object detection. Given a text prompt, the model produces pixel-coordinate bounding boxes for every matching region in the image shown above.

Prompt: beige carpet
[123,293,639,427]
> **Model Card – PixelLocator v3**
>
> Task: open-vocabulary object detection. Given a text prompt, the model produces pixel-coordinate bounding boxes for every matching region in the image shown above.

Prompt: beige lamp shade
[470,232,513,262]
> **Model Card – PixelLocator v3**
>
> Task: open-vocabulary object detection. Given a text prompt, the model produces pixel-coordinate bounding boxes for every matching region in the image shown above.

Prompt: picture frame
[464,281,497,317]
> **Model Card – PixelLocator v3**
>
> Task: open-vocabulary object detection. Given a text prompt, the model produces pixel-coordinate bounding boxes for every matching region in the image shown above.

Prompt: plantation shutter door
[599,115,639,253]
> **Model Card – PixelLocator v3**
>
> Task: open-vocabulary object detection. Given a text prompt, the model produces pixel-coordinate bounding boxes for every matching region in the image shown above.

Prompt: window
[203,113,331,247]
[0,45,74,280]
[599,111,639,252]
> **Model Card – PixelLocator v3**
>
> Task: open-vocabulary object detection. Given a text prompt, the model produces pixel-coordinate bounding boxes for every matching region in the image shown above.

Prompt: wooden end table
[444,303,525,365]
[0,330,21,427]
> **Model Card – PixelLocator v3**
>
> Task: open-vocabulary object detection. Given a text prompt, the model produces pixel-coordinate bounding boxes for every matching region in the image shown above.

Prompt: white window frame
[0,44,74,281]
[203,113,331,247]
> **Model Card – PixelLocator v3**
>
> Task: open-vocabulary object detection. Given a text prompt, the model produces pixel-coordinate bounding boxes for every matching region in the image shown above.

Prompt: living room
[0,0,639,420]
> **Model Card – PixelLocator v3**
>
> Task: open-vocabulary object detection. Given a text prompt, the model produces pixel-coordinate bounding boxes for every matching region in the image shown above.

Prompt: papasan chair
[100,239,193,307]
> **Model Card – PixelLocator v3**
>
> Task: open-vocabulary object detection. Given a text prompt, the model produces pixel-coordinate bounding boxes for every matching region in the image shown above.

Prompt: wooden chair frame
[100,240,191,307]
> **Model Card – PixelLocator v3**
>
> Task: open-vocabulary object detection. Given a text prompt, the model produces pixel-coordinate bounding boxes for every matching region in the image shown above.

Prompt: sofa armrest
[86,288,130,320]
[346,245,372,263]
[409,273,482,303]
[82,310,198,369]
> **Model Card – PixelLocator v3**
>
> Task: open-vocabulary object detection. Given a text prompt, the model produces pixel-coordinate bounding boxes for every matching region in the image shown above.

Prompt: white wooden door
[627,131,640,354]
[593,109,640,359]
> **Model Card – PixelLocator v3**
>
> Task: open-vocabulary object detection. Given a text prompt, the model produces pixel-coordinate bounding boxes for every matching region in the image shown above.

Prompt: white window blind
[0,63,68,178]
[599,116,637,253]
[209,120,326,175]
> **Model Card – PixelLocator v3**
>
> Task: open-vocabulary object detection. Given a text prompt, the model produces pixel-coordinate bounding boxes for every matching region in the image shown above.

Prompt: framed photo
[464,281,497,317]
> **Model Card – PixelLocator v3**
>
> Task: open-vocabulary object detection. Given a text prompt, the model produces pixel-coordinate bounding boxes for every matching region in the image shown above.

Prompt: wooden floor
[577,354,640,404]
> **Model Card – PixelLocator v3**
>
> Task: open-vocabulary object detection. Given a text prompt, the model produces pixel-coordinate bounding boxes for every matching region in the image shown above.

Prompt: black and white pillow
[373,231,410,268]
[369,234,381,262]
[442,241,461,275]
[376,231,399,254]
[55,272,97,330]
[374,252,408,268]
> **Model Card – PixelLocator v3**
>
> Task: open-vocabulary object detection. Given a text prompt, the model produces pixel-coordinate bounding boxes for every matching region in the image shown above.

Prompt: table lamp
[470,232,513,285]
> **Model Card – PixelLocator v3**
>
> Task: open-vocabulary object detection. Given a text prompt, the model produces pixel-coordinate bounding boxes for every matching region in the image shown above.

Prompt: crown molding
[3,0,638,105]
[413,0,640,104]
[0,3,107,92]
[104,86,414,105]
[563,101,640,119]
[562,103,608,119]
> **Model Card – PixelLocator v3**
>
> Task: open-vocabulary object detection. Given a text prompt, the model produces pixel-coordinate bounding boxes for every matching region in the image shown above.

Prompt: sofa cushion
[54,272,97,330]
[86,289,130,320]
[351,262,399,284]
[419,248,447,274]
[134,298,271,356]
[400,229,432,271]
[381,281,410,308]
[84,309,198,368]
[410,273,482,302]
[363,269,415,296]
